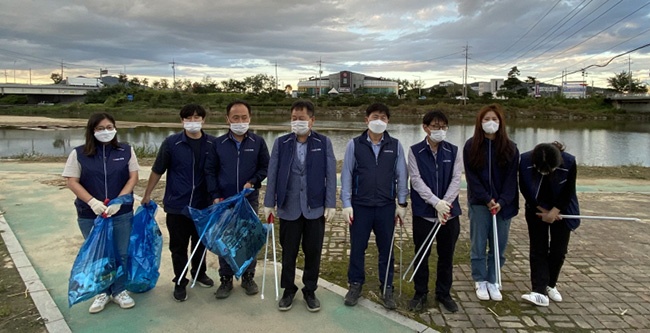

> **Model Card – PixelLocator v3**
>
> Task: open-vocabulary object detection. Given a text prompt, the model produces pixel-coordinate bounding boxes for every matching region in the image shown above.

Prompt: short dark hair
[291,100,315,117]
[226,100,252,116]
[179,103,207,119]
[422,110,448,126]
[365,103,390,119]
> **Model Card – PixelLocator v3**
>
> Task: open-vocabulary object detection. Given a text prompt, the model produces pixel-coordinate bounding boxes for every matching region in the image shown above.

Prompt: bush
[0,95,28,104]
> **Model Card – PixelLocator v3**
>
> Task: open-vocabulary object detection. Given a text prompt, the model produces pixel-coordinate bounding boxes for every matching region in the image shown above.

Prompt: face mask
[94,129,117,143]
[183,121,202,134]
[482,120,499,134]
[368,119,387,134]
[291,120,310,135]
[230,123,249,136]
[429,130,446,143]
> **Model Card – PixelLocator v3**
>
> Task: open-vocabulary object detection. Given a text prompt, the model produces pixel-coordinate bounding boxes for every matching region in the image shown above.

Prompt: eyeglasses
[95,125,115,131]
[427,125,448,131]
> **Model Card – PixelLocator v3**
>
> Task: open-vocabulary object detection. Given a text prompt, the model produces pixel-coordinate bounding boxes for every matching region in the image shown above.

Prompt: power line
[485,0,562,62]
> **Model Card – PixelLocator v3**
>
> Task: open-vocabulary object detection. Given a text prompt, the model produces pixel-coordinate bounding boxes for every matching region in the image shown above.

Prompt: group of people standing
[63,100,579,316]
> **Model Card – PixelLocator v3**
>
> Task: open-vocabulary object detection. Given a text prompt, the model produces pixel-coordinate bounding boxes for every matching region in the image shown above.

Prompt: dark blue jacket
[74,143,134,219]
[205,131,269,209]
[410,140,461,218]
[519,150,580,230]
[463,137,519,220]
[152,131,215,214]
[270,132,328,209]
[352,130,399,207]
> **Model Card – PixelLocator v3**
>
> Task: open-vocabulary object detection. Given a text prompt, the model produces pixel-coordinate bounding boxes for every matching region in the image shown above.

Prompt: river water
[1,116,649,167]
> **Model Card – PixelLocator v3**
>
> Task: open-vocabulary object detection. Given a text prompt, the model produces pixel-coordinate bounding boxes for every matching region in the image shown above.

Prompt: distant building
[297,71,398,96]
[438,80,456,87]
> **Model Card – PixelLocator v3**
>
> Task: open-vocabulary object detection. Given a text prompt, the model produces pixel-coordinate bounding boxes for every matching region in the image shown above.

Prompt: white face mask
[429,129,446,143]
[183,121,202,134]
[368,119,387,134]
[230,122,249,136]
[482,120,499,134]
[291,120,310,136]
[94,129,117,143]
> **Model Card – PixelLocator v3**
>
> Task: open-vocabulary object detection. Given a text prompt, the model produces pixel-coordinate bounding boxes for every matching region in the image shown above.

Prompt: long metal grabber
[408,222,442,282]
[402,220,439,280]
[382,216,402,297]
[492,208,502,290]
[559,214,641,222]
[270,213,280,300]
[261,217,272,300]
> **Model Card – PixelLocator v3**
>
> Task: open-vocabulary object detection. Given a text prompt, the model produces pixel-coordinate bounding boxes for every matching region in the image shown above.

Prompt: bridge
[0,83,99,104]
[608,93,650,112]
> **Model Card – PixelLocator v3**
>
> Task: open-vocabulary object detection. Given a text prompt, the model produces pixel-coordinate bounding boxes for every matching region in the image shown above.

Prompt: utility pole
[581,70,588,98]
[317,58,322,97]
[628,54,632,93]
[463,42,469,105]
[275,61,279,91]
[169,59,176,90]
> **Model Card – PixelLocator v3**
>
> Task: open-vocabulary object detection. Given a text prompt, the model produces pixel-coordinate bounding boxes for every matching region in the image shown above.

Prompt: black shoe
[241,272,259,295]
[215,276,233,299]
[195,274,214,288]
[303,291,321,312]
[436,294,459,313]
[408,293,428,312]
[344,282,362,306]
[173,284,188,302]
[382,285,397,310]
[278,290,295,311]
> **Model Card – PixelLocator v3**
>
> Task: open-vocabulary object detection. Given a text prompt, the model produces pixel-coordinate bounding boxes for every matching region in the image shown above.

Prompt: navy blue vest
[74,143,133,219]
[410,140,461,218]
[275,132,327,209]
[519,151,580,230]
[351,131,399,207]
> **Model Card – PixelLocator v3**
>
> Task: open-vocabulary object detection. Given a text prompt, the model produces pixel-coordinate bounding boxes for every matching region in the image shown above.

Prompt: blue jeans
[78,212,133,297]
[469,205,510,284]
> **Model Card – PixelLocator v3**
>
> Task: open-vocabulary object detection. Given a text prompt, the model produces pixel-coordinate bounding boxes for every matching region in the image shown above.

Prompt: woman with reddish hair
[463,104,519,302]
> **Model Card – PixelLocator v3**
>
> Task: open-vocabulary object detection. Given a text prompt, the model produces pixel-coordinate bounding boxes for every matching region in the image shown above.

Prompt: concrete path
[0,162,427,333]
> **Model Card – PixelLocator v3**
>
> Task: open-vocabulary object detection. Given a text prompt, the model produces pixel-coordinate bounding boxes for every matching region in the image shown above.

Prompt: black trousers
[525,210,571,294]
[412,215,460,298]
[166,212,207,285]
[279,215,325,294]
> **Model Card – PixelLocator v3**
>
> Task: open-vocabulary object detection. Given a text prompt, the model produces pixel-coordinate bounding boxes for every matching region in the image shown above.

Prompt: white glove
[342,207,354,225]
[437,211,448,224]
[324,208,336,223]
[395,205,407,221]
[435,200,451,216]
[263,207,275,222]
[88,198,107,215]
[104,203,122,217]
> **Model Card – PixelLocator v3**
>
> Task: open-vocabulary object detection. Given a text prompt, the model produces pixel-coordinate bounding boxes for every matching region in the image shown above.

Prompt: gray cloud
[1,0,648,87]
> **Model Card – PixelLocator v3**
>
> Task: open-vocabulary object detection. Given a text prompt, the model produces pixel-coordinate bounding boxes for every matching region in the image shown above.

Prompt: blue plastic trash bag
[126,200,162,293]
[187,188,267,279]
[68,194,133,307]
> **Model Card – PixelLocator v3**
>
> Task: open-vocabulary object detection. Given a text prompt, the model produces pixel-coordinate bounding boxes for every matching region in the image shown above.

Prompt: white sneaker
[487,283,502,301]
[546,286,563,302]
[475,281,489,300]
[89,293,110,314]
[112,290,135,309]
[522,292,549,307]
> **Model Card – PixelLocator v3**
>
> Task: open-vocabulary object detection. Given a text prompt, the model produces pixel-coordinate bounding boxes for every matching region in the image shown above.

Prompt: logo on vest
[384,150,394,153]
[244,148,255,152]
[112,157,125,161]
[310,148,322,152]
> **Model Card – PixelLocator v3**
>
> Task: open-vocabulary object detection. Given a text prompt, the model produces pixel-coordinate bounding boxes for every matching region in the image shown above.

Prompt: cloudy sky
[1,0,648,89]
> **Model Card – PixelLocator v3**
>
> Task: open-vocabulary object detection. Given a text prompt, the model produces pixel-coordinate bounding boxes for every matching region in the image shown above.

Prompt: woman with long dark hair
[463,104,519,302]
[519,142,579,307]
[62,113,139,313]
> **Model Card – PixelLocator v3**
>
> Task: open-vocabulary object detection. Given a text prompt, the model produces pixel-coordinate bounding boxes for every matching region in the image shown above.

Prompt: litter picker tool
[190,248,208,288]
[559,214,641,222]
[261,213,279,300]
[402,220,439,280]
[404,221,442,282]
[492,207,502,290]
[383,216,402,297]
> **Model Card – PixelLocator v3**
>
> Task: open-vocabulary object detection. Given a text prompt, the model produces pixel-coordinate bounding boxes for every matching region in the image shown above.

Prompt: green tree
[50,73,63,84]
[118,74,128,85]
[607,71,647,93]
